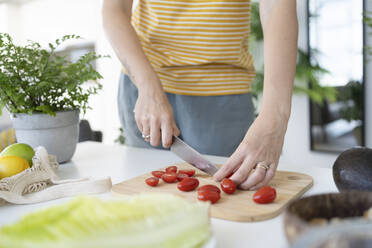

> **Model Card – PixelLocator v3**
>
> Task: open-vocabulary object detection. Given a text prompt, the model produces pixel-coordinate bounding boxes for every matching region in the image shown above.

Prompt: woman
[102,0,298,190]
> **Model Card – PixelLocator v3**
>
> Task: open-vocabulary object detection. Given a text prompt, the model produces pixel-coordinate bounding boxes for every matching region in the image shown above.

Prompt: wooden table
[0,142,338,248]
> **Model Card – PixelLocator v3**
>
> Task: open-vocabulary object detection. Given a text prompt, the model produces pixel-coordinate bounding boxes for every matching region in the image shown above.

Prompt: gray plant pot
[11,110,79,163]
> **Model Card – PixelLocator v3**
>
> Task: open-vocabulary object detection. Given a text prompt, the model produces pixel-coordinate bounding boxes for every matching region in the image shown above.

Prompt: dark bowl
[283,191,372,244]
[333,147,372,192]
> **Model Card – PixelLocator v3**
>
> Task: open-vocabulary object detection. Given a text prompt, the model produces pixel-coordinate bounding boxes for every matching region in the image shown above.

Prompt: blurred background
[0,0,371,168]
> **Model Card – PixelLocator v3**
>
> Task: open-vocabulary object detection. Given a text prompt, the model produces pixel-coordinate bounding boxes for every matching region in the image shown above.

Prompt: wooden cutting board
[111,163,313,222]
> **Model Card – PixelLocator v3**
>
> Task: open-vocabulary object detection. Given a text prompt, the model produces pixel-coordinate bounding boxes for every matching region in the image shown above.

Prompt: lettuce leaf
[0,194,211,248]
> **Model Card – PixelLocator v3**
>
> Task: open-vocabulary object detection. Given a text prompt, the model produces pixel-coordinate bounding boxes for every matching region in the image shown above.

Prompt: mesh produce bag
[0,146,112,205]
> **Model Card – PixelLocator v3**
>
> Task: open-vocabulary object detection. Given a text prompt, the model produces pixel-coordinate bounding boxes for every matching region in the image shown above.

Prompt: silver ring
[142,134,150,139]
[256,163,270,171]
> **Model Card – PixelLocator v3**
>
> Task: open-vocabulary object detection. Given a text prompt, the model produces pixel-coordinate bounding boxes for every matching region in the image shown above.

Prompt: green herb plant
[0,33,106,116]
[114,127,126,145]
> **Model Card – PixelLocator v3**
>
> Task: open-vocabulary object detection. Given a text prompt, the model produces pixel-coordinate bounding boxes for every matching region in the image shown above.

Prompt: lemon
[0,143,34,167]
[0,156,30,180]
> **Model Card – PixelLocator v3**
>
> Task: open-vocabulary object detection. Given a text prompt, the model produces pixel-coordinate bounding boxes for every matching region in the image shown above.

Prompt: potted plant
[0,33,105,163]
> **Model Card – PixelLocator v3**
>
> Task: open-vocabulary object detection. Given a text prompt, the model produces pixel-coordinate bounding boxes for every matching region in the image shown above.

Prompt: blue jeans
[118,73,255,157]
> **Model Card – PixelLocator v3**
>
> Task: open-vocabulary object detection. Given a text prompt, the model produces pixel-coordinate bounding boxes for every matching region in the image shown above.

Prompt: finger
[239,163,268,190]
[249,164,277,190]
[150,118,161,147]
[213,151,245,182]
[142,120,150,142]
[161,120,173,148]
[230,157,256,185]
[134,113,143,133]
[173,123,180,136]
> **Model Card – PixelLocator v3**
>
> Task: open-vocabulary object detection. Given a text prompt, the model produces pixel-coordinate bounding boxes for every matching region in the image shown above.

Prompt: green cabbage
[0,194,211,248]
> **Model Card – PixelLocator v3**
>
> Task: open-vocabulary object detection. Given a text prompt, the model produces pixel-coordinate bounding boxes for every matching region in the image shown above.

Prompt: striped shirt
[131,0,255,96]
[0,128,16,152]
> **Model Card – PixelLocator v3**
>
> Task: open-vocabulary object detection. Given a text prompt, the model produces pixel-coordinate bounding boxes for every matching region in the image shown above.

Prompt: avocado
[333,147,372,192]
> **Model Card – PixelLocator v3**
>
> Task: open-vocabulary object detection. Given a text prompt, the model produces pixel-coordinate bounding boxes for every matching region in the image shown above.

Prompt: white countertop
[0,142,338,248]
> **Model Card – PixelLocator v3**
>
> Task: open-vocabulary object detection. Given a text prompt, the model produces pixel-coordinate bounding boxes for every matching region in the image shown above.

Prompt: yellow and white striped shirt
[0,128,16,152]
[131,0,255,96]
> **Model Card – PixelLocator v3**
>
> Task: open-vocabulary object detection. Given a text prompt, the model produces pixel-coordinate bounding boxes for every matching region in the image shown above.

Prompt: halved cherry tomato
[197,190,220,204]
[152,171,165,178]
[177,177,199,192]
[220,178,236,194]
[198,184,221,194]
[165,166,178,173]
[253,186,276,204]
[179,169,195,177]
[161,172,178,183]
[177,173,189,181]
[145,177,159,187]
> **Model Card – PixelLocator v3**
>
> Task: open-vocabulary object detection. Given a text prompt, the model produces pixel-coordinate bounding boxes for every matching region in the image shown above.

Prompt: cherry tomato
[177,177,199,192]
[177,173,189,181]
[198,184,221,194]
[179,169,195,177]
[253,186,276,204]
[145,177,159,187]
[197,191,220,204]
[220,178,236,194]
[161,172,177,183]
[152,171,165,178]
[165,166,178,173]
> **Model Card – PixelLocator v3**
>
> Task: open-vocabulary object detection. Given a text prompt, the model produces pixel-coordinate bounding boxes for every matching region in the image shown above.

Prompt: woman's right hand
[134,79,180,148]
[102,0,179,147]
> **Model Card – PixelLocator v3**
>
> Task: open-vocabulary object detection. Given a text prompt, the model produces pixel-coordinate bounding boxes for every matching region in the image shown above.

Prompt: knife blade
[170,136,219,176]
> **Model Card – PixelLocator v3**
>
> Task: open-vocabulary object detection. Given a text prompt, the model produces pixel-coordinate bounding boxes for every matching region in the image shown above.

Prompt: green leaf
[0,102,4,116]
[35,105,54,115]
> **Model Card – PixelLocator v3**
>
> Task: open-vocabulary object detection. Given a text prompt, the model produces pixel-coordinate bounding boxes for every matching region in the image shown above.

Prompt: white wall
[0,4,9,33]
[0,3,23,41]
[0,3,18,130]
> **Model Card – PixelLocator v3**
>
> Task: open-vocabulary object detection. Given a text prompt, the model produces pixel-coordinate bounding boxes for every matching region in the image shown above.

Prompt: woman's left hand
[213,112,288,190]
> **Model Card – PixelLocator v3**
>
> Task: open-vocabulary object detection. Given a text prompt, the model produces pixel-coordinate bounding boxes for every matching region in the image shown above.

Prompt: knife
[170,136,219,176]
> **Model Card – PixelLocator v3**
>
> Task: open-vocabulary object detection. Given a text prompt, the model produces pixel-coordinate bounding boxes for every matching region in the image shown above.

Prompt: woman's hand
[134,79,180,148]
[213,111,288,190]
[214,0,297,190]
[103,0,179,148]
